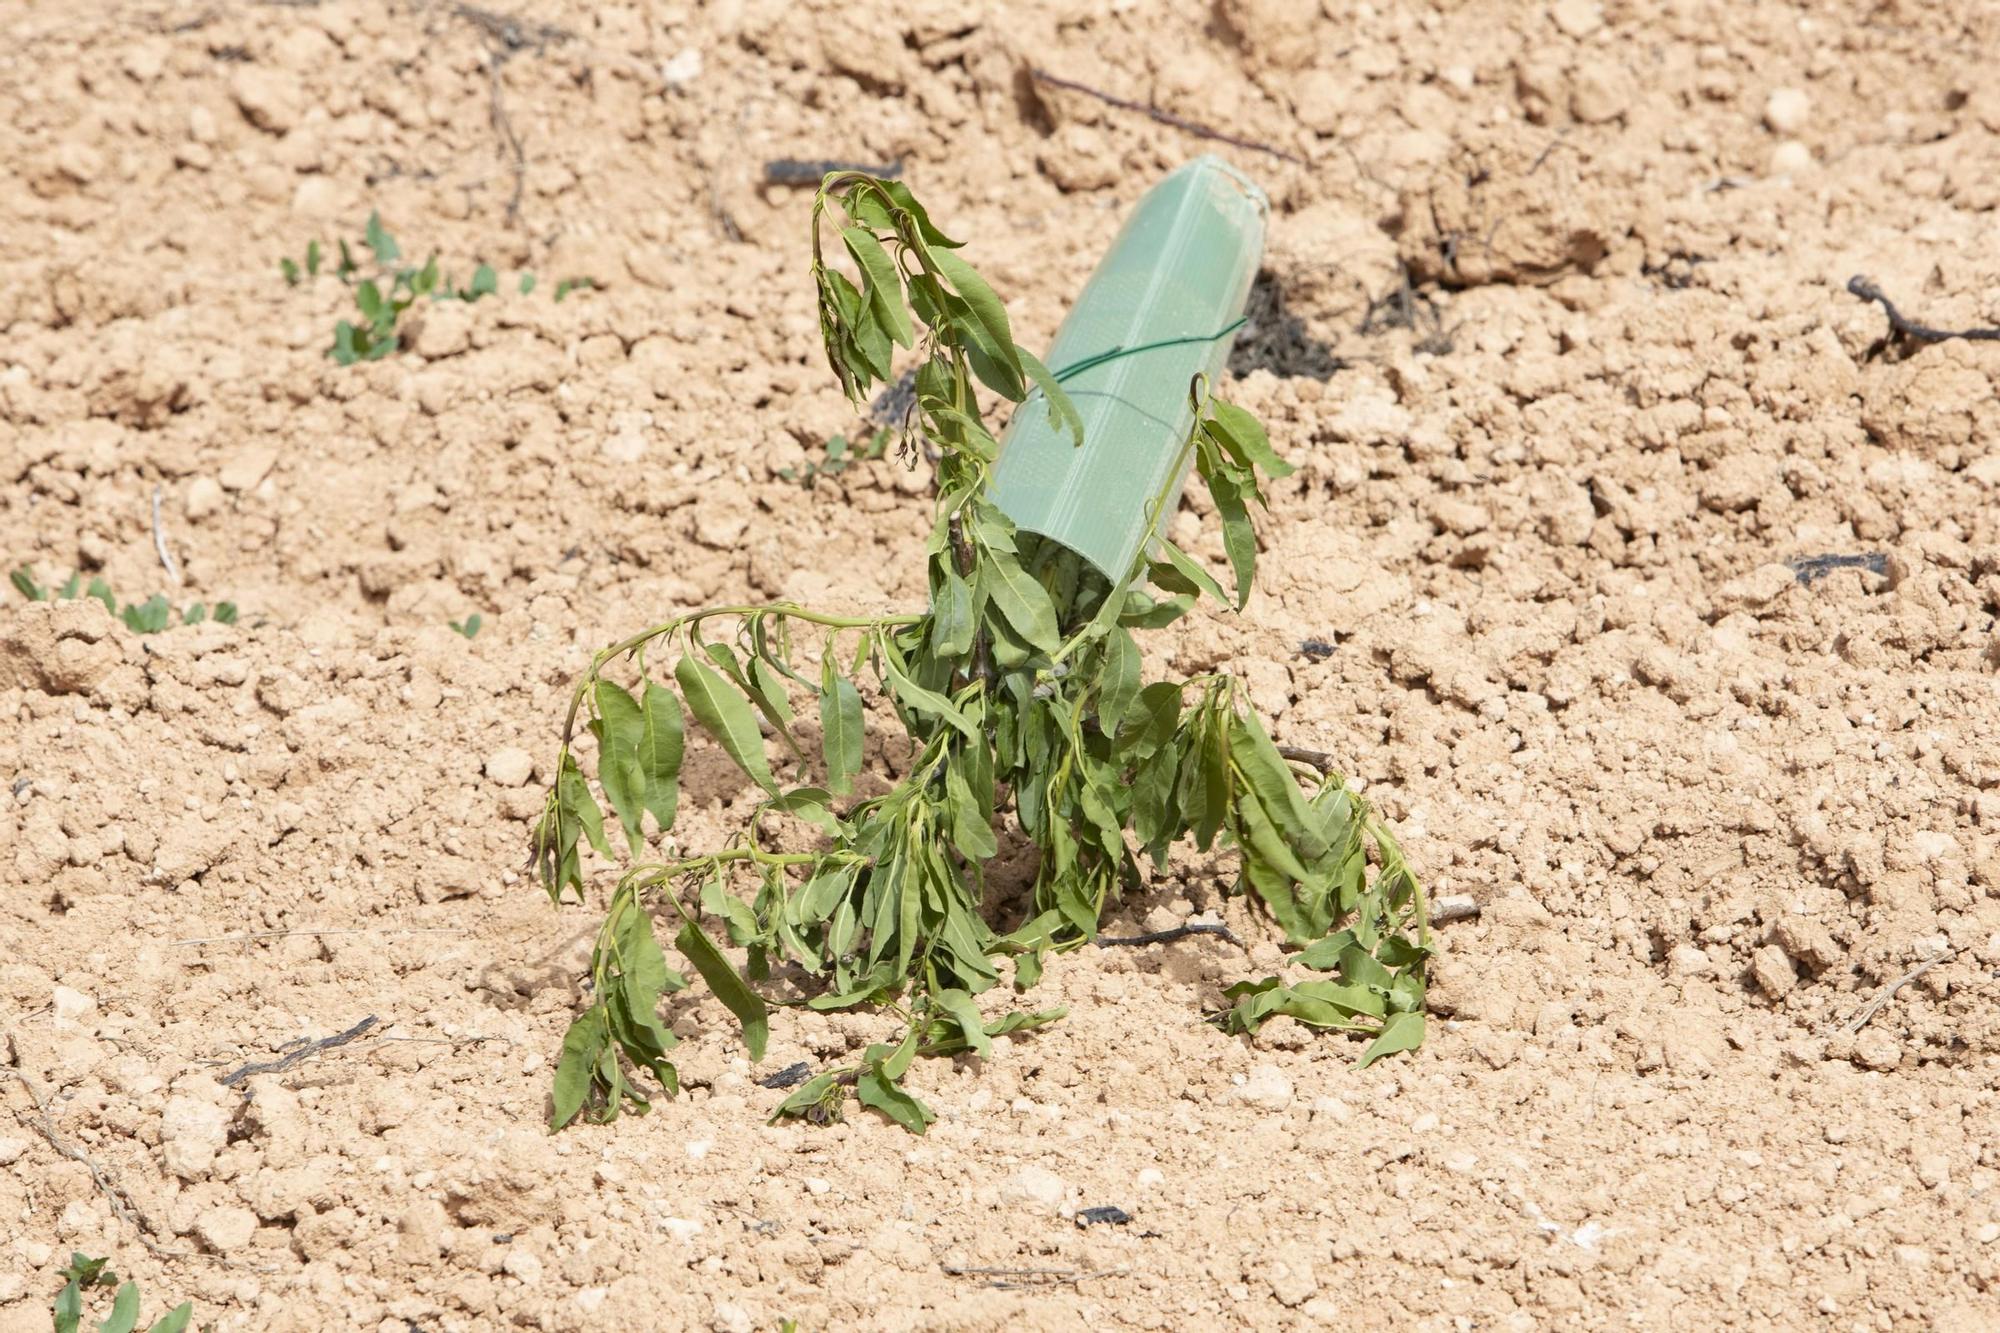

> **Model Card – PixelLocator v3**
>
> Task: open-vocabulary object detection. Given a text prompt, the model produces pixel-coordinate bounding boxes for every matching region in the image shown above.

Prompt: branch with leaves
[531,173,1430,1133]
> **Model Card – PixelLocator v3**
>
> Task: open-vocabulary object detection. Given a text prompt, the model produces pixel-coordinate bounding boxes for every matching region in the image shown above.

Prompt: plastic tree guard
[991,155,1267,580]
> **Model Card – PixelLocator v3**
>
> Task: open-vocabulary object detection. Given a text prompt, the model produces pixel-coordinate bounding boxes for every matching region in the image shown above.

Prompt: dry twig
[942,1263,1124,1291]
[150,485,180,587]
[1028,68,1302,165]
[221,1015,379,1087]
[1838,951,1955,1035]
[1097,922,1239,948]
[2,1070,192,1260]
[1848,276,2000,346]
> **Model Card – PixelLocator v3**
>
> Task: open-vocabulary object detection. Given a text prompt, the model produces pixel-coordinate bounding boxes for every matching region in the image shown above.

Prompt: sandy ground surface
[4,0,2000,1329]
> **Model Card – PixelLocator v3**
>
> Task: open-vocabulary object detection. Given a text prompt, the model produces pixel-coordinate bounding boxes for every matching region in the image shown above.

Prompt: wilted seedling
[532,173,1429,1135]
[776,427,893,487]
[53,1253,193,1333]
[10,566,237,633]
[302,213,598,366]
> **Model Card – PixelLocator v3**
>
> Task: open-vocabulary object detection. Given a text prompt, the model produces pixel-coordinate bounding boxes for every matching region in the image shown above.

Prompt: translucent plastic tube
[991,155,1268,579]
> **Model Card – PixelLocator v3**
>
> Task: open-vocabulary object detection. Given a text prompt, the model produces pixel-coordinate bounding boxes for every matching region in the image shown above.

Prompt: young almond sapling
[531,173,1429,1132]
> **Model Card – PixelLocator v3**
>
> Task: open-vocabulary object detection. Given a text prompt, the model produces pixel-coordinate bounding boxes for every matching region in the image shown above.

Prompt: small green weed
[777,427,892,487]
[450,613,483,639]
[53,1253,193,1333]
[11,567,236,633]
[283,212,599,366]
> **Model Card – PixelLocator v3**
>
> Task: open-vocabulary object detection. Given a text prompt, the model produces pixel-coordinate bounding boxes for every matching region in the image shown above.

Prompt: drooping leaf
[1018,348,1084,446]
[931,248,1022,380]
[1097,628,1141,733]
[856,1064,936,1134]
[1154,541,1231,609]
[637,683,685,831]
[676,917,770,1062]
[1356,1010,1426,1069]
[978,548,1061,653]
[1208,399,1294,478]
[930,988,992,1057]
[881,654,978,739]
[818,658,864,795]
[592,680,648,854]
[551,1006,609,1130]
[842,226,913,348]
[1210,474,1257,609]
[676,653,777,792]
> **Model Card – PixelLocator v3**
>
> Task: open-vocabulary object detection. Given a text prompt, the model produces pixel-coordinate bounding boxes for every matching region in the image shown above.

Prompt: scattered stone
[1771,916,1842,973]
[1770,140,1813,175]
[1264,1241,1321,1307]
[1853,1029,1902,1070]
[195,1204,257,1253]
[710,1302,755,1333]
[502,1249,544,1285]
[160,1093,230,1180]
[1751,945,1798,999]
[1235,1064,1294,1111]
[219,447,278,492]
[185,476,223,520]
[51,985,95,1031]
[484,747,535,788]
[1764,87,1811,134]
[230,67,303,135]
[1000,1165,1066,1211]
[1550,0,1603,38]
[0,1136,27,1166]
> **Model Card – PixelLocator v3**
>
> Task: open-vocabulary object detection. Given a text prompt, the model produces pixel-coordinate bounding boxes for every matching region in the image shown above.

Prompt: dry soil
[4,1,2000,1330]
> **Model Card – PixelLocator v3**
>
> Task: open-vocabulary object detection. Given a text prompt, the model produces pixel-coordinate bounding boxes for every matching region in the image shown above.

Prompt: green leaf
[931,989,992,1058]
[96,1280,140,1333]
[55,1282,82,1333]
[818,659,863,795]
[330,321,358,365]
[931,248,1021,379]
[675,653,777,793]
[213,602,238,625]
[1212,477,1257,608]
[145,1306,194,1333]
[841,226,913,348]
[558,752,611,859]
[354,279,384,322]
[364,210,399,263]
[945,763,997,861]
[675,918,769,1062]
[881,654,978,739]
[1209,399,1294,478]
[930,566,974,659]
[637,682,685,830]
[1018,348,1084,446]
[470,263,498,299]
[1229,709,1331,863]
[518,272,537,295]
[550,1005,608,1129]
[182,602,206,625]
[305,239,321,276]
[878,180,962,247]
[591,682,646,854]
[1156,542,1231,608]
[280,257,300,286]
[1356,1010,1425,1069]
[770,1070,844,1125]
[856,1065,935,1134]
[978,549,1061,653]
[10,567,45,601]
[1097,628,1140,733]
